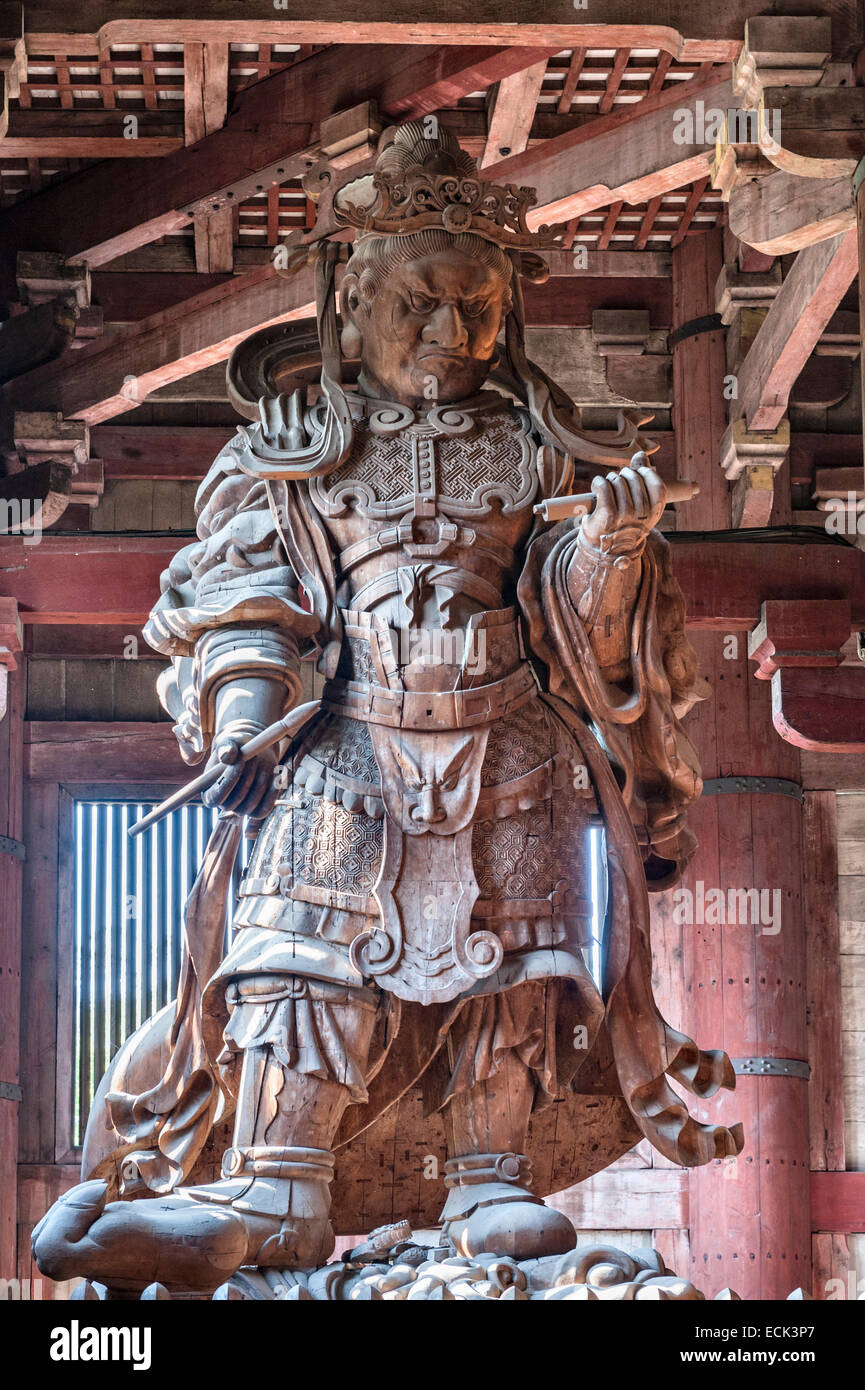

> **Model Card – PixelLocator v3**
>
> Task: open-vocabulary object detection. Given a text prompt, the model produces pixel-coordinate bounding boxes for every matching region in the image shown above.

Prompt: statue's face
[348,246,511,407]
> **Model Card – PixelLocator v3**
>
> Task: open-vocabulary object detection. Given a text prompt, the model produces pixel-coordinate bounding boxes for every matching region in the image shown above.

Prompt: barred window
[71,800,249,1147]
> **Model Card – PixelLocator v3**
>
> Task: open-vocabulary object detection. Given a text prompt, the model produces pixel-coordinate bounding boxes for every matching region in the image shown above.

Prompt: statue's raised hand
[579,462,666,556]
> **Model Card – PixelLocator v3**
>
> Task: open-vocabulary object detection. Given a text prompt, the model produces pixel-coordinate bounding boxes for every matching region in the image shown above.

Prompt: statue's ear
[340,276,363,359]
[341,319,362,360]
[510,250,550,284]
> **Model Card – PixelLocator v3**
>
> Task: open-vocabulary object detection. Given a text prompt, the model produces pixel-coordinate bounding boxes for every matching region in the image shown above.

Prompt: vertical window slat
[71,800,241,1146]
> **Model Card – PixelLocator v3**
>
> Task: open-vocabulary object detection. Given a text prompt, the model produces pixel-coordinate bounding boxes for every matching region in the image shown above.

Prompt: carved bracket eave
[4,413,104,527]
[749,597,865,750]
[768,667,865,753]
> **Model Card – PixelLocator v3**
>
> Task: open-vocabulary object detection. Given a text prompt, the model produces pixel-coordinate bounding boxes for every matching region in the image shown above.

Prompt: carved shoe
[186,1144,336,1270]
[441,1152,576,1261]
[32,1147,337,1296]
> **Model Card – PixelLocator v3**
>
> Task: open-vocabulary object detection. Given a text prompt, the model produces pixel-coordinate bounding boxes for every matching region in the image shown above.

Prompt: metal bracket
[670,313,723,348]
[0,1081,23,1102]
[732,1057,810,1079]
[0,834,25,860]
[702,777,803,802]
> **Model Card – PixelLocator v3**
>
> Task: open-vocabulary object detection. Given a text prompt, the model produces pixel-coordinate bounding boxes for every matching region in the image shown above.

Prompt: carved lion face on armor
[340,231,513,409]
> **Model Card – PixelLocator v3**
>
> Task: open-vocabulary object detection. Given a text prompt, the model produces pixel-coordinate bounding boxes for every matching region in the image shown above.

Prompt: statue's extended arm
[143,443,320,816]
[521,462,706,888]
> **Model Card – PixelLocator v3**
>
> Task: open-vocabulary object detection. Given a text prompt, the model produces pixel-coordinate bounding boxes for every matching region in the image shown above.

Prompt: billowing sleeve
[519,522,708,887]
[142,443,321,764]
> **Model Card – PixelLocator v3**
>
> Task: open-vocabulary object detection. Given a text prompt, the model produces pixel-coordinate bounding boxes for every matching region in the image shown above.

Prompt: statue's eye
[462,298,488,318]
[407,291,435,313]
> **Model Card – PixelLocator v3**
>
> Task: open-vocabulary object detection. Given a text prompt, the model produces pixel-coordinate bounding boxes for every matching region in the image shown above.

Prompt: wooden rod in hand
[534,478,699,523]
[128,699,321,837]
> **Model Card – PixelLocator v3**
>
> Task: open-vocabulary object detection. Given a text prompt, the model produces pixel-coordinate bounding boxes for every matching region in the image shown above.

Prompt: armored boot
[186,1144,336,1269]
[174,973,380,1275]
[33,977,379,1294]
[441,1152,576,1260]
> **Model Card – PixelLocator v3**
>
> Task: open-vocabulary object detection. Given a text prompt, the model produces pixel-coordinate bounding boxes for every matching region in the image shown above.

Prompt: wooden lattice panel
[542,48,715,114]
[566,179,724,251]
[15,42,324,111]
[0,157,86,207]
[235,182,314,246]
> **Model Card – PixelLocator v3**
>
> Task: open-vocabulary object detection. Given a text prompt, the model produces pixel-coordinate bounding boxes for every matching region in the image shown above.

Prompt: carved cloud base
[70,1230,811,1301]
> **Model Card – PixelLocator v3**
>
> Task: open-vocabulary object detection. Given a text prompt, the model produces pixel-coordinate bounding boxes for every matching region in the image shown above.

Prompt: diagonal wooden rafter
[556,48,586,114]
[4,262,316,424]
[596,201,623,251]
[598,46,630,115]
[733,227,860,433]
[670,174,710,248]
[485,66,733,227]
[0,43,561,269]
[633,194,663,251]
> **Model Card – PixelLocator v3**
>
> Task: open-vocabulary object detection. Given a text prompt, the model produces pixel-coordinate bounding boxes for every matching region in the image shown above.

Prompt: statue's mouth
[417,350,471,365]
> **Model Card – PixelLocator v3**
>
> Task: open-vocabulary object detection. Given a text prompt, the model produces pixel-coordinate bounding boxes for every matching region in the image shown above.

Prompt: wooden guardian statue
[33,122,742,1298]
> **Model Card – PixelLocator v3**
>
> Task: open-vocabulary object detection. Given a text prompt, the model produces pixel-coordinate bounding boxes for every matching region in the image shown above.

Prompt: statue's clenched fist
[579,457,666,555]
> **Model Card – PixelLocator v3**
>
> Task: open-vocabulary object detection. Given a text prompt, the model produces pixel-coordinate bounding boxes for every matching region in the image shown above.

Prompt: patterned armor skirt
[209,620,606,1107]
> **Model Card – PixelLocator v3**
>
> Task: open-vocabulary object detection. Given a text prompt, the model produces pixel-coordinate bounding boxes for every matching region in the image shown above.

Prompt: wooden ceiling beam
[0,43,556,267]
[5,256,674,424]
[89,263,673,326]
[90,425,235,479]
[0,136,183,157]
[89,421,675,482]
[481,58,549,167]
[485,66,733,226]
[4,533,864,629]
[13,3,865,60]
[0,103,600,161]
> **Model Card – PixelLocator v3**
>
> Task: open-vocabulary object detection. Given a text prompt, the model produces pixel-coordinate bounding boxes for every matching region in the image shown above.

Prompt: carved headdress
[228,121,655,481]
[296,120,563,259]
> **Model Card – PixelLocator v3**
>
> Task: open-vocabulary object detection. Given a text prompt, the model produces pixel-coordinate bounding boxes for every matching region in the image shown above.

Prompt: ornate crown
[281,120,567,264]
[336,123,564,250]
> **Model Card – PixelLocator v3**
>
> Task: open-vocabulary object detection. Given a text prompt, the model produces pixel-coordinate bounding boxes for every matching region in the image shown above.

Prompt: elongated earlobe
[340,319,362,359]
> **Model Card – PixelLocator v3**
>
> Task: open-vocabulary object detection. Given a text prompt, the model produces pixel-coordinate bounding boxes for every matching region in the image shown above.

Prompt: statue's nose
[410,785,446,823]
[422,303,468,350]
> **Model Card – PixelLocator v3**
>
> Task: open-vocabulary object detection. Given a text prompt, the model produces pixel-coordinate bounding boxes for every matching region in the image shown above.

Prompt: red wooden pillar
[683,631,811,1299]
[669,227,811,1297]
[671,227,731,531]
[0,604,24,1283]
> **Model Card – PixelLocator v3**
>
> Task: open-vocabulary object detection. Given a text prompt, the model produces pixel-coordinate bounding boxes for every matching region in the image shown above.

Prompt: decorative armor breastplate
[308,393,561,639]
